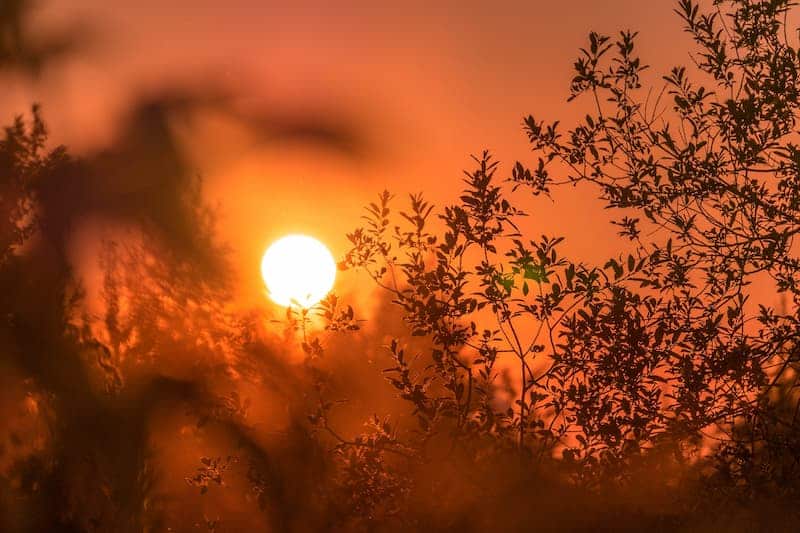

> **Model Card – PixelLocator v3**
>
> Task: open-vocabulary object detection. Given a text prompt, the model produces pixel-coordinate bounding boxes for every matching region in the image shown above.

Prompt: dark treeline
[3,0,800,531]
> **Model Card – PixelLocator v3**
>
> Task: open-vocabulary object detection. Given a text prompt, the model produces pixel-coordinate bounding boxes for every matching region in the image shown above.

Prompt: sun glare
[261,234,337,308]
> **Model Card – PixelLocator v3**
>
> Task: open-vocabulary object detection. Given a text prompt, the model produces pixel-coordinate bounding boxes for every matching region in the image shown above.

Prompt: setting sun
[260,234,336,308]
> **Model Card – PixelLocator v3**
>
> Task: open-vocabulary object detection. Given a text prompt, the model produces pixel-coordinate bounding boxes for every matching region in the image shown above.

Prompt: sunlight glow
[261,234,336,308]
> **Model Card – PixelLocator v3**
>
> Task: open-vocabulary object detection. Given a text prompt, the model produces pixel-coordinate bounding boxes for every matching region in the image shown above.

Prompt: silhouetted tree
[336,0,800,529]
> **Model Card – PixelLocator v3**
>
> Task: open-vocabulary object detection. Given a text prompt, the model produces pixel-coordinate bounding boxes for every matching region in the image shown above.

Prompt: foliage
[332,0,800,525]
[515,0,800,493]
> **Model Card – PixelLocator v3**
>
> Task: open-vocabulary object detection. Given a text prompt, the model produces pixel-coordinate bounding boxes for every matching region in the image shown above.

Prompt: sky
[4,0,694,309]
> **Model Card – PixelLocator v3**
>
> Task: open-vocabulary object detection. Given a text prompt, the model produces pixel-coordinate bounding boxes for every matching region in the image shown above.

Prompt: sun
[261,234,337,308]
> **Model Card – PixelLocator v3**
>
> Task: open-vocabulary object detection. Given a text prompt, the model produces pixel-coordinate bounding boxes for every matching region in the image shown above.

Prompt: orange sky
[3,1,697,310]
